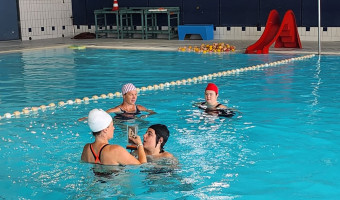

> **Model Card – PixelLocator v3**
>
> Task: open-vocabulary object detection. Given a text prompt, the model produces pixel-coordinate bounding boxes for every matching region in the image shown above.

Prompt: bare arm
[100,135,146,165]
[137,105,156,119]
[106,106,122,114]
[113,145,145,165]
[80,144,90,162]
[137,105,155,114]
[129,135,147,164]
[78,116,88,121]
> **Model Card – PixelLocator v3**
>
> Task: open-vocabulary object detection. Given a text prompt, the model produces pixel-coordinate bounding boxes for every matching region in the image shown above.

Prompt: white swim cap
[88,109,112,132]
[122,83,136,95]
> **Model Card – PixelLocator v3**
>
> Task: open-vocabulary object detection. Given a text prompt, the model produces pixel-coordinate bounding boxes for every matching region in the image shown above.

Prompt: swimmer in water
[131,124,174,161]
[78,83,155,121]
[199,83,226,110]
[196,83,235,117]
[81,109,147,165]
[106,83,155,120]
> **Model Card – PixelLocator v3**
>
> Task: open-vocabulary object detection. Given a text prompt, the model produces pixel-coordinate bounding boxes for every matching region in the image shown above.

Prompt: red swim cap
[205,83,218,94]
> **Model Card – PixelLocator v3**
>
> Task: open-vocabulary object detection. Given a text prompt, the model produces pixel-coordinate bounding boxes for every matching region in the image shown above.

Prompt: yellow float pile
[178,43,236,54]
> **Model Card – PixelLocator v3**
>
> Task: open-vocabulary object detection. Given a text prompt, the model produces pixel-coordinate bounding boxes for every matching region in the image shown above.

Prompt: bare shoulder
[105,144,131,155]
[84,143,90,148]
[106,144,125,151]
[161,151,174,158]
[137,104,147,111]
[102,144,140,165]
[106,105,121,113]
[81,143,91,161]
[217,104,227,109]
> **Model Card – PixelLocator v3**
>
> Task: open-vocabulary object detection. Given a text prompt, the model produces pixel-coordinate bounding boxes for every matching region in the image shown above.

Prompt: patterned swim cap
[122,83,136,95]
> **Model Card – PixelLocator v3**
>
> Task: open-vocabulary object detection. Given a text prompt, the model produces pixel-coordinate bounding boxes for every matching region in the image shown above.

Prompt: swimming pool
[0,48,339,199]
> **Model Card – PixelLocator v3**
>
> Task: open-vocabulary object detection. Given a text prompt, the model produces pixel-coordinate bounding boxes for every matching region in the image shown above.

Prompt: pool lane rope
[0,54,315,120]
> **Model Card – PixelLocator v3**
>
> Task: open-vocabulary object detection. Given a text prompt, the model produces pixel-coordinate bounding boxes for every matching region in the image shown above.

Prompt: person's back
[82,143,145,165]
[81,109,146,165]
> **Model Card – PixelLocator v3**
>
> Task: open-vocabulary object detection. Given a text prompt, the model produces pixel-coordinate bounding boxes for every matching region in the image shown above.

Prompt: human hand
[128,135,142,145]
[139,114,149,119]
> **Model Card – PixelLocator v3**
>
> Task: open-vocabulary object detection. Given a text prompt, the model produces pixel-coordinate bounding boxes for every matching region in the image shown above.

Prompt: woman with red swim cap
[201,83,227,110]
[196,83,236,117]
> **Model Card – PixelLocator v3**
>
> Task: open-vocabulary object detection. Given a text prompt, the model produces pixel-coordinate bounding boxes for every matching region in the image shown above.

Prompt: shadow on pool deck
[1,37,340,55]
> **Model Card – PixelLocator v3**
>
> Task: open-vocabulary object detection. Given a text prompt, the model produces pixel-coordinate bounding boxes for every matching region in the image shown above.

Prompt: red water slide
[245,9,302,54]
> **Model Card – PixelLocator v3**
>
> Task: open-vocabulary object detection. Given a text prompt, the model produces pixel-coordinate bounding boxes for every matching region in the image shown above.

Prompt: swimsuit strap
[198,102,207,110]
[215,104,222,108]
[119,106,126,113]
[119,105,140,114]
[98,144,109,162]
[135,105,141,114]
[90,144,109,164]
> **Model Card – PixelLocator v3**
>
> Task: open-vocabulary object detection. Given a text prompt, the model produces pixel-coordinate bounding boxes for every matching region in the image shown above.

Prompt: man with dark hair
[141,124,174,159]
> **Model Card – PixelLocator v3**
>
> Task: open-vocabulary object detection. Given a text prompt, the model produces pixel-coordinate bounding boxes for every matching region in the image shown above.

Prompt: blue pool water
[0,48,339,199]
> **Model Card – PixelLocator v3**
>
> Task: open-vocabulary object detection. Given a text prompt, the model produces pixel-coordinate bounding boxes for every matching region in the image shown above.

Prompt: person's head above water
[88,108,113,135]
[122,83,136,95]
[143,124,169,153]
[205,83,218,95]
[121,83,138,105]
[205,83,219,106]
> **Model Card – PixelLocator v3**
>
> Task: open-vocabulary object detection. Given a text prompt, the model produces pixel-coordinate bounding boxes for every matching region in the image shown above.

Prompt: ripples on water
[0,50,339,199]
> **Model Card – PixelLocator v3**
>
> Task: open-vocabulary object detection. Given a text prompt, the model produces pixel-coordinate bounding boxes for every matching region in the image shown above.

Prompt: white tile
[298,27,305,36]
[234,27,242,36]
[334,28,340,37]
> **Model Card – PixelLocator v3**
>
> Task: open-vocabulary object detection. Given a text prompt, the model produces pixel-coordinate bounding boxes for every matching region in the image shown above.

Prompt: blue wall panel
[321,0,340,27]
[183,0,219,25]
[0,0,19,40]
[119,0,148,7]
[148,0,183,25]
[72,0,87,25]
[220,0,259,26]
[301,0,317,27]
[260,0,302,26]
[70,0,340,28]
[85,0,108,25]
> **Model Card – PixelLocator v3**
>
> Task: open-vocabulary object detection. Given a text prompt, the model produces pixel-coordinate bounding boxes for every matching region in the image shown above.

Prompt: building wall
[0,0,20,41]
[213,27,340,42]
[19,0,73,41]
[15,0,340,41]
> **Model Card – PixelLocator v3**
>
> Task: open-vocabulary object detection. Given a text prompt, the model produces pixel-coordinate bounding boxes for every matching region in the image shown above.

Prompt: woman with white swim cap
[81,109,147,165]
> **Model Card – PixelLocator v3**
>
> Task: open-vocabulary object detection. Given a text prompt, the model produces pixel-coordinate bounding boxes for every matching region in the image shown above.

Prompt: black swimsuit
[90,144,109,164]
[198,102,235,118]
[198,102,222,110]
[114,105,141,120]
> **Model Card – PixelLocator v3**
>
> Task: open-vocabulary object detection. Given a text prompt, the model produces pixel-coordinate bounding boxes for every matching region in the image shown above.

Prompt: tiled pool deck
[0,37,340,55]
